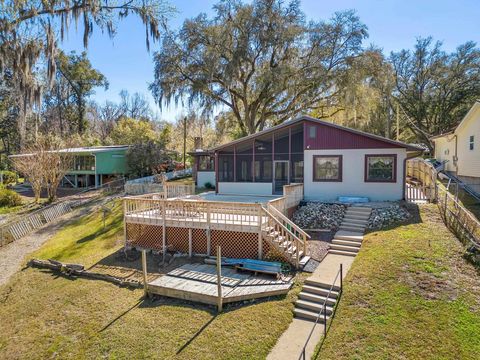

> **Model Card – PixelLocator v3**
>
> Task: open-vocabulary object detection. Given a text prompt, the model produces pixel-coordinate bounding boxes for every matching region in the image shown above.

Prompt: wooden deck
[125,209,268,233]
[147,263,293,305]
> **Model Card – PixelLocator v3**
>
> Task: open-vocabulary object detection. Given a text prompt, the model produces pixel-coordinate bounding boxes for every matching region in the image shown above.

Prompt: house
[191,115,422,201]
[431,101,480,195]
[60,146,129,188]
[11,145,129,188]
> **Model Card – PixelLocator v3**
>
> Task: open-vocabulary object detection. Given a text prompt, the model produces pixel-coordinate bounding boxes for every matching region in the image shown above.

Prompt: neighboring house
[61,146,129,188]
[11,145,129,189]
[431,101,480,194]
[191,115,422,201]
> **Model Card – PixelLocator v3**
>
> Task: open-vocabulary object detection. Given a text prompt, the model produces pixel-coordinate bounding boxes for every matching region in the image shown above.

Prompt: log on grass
[29,259,142,289]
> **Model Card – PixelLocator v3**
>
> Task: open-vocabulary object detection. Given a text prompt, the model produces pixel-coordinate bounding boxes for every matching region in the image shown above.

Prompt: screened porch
[216,124,304,194]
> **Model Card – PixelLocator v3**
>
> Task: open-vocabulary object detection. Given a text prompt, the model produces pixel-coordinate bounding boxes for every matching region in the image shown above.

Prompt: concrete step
[343,213,370,220]
[294,308,330,322]
[304,279,341,291]
[332,239,362,247]
[299,256,311,267]
[339,225,366,233]
[295,299,334,314]
[348,207,372,213]
[328,249,358,257]
[341,221,366,229]
[342,217,368,225]
[334,231,364,242]
[302,284,339,298]
[330,244,359,253]
[298,291,337,306]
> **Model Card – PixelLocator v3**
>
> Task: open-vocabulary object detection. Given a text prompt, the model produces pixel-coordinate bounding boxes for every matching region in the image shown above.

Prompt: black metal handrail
[298,263,343,360]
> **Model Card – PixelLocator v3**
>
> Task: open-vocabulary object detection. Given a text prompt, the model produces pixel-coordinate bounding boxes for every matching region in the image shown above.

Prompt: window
[470,135,474,150]
[365,155,396,182]
[198,155,214,171]
[73,155,95,171]
[308,125,317,139]
[313,155,342,182]
[111,154,125,158]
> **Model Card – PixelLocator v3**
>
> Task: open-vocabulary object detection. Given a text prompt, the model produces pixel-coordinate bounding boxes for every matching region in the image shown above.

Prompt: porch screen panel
[274,133,289,161]
[255,155,272,182]
[218,154,234,182]
[236,142,253,182]
[291,154,304,183]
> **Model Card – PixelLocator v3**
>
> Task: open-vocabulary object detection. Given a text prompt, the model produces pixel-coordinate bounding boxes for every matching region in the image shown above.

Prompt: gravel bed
[292,202,346,232]
[367,204,411,229]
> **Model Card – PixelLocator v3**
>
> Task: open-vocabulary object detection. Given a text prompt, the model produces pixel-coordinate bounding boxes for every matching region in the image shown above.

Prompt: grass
[315,204,480,359]
[0,199,301,359]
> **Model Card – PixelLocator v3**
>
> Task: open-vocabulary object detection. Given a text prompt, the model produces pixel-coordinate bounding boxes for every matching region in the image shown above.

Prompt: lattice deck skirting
[125,223,288,262]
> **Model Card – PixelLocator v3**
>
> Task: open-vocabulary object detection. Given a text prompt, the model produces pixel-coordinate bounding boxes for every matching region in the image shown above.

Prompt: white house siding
[433,135,456,173]
[456,106,480,178]
[303,148,407,202]
[197,171,216,188]
[218,182,272,195]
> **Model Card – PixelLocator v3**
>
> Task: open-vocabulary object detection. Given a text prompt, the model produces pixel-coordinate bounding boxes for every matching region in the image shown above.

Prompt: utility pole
[183,116,187,170]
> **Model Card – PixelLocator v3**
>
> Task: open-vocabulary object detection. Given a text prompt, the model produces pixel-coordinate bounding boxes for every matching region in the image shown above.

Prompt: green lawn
[0,199,301,359]
[315,204,480,359]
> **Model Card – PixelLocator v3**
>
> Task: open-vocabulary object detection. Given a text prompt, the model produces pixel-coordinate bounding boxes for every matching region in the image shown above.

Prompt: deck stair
[330,206,372,257]
[261,205,311,268]
[294,279,340,322]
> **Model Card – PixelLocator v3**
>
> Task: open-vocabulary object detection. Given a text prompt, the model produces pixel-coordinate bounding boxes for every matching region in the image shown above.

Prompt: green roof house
[61,146,129,188]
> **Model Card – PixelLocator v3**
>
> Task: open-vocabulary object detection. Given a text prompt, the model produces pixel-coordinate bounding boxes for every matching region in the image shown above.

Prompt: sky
[59,0,480,122]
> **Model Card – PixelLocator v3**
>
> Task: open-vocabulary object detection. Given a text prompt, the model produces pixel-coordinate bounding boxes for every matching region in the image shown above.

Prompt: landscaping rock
[367,204,410,229]
[292,202,346,231]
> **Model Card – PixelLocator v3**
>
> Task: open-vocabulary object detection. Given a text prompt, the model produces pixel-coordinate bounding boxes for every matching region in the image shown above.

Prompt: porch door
[273,160,289,194]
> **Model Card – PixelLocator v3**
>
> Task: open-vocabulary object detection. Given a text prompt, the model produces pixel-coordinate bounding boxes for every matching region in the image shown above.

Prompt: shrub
[0,189,22,207]
[0,171,17,185]
[204,182,215,189]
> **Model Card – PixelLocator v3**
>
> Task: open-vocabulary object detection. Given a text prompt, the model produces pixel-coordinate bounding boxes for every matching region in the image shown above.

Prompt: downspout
[403,151,423,200]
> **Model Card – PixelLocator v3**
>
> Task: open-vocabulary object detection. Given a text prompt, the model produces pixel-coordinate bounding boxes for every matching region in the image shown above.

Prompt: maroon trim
[312,155,343,182]
[212,116,422,152]
[271,132,275,194]
[252,140,255,182]
[233,145,237,182]
[364,154,397,183]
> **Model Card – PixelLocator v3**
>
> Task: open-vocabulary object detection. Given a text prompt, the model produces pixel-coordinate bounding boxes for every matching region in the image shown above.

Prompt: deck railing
[124,197,263,231]
[268,183,304,214]
[266,204,310,256]
[125,181,195,197]
[262,206,306,267]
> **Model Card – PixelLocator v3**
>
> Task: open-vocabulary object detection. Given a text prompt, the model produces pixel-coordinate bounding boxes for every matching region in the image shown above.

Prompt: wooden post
[206,203,211,256]
[189,228,193,258]
[258,205,263,259]
[216,246,223,312]
[162,201,166,264]
[123,200,127,245]
[142,250,148,298]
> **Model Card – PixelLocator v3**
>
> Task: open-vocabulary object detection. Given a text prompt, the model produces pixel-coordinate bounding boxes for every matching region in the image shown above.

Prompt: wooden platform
[125,210,268,233]
[147,263,293,305]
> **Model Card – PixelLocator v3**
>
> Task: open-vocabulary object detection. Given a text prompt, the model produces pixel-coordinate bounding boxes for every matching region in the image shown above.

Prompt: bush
[0,189,22,207]
[204,182,215,189]
[0,171,17,185]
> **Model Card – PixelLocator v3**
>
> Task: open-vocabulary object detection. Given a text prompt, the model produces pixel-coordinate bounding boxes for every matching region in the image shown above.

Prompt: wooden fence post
[142,250,148,298]
[217,246,223,313]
